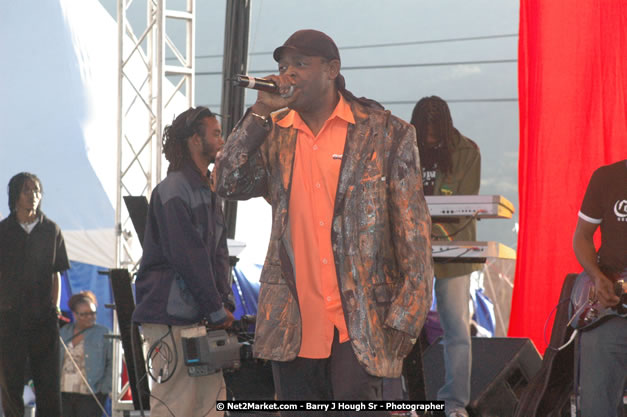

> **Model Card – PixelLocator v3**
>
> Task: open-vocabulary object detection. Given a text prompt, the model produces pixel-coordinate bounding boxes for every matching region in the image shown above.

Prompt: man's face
[198,116,223,163]
[277,50,338,112]
[424,125,441,149]
[16,179,41,213]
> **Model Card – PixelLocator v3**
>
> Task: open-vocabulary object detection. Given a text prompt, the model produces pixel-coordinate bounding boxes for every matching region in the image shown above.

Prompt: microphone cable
[431,210,483,240]
[146,325,178,384]
[130,323,177,417]
[436,247,475,264]
[542,298,580,353]
[132,323,225,417]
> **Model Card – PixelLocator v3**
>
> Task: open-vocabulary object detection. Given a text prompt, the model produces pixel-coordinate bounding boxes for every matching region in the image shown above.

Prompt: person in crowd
[215,29,433,416]
[133,106,235,417]
[572,159,626,417]
[0,172,70,417]
[59,290,112,417]
[410,96,481,417]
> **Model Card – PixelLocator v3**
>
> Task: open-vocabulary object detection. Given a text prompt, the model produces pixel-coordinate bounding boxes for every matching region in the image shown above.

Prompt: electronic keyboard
[426,195,515,219]
[432,241,516,263]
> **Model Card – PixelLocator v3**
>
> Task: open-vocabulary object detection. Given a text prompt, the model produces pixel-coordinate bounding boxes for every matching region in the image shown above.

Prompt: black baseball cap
[273,29,340,63]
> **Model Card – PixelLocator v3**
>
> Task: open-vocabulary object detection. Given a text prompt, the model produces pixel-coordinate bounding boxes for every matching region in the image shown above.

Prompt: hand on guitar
[571,271,626,330]
[593,273,620,308]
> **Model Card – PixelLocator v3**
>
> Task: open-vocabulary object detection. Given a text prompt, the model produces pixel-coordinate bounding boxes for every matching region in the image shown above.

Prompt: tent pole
[220,0,251,240]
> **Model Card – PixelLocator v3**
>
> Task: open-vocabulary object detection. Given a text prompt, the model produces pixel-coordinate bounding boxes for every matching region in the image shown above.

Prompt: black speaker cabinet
[423,337,542,417]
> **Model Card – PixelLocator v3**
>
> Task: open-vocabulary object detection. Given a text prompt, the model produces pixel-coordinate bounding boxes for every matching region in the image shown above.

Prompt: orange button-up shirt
[277,94,355,358]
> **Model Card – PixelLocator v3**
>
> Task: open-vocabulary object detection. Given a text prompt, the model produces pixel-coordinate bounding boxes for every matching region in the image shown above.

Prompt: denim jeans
[435,274,472,413]
[576,316,627,417]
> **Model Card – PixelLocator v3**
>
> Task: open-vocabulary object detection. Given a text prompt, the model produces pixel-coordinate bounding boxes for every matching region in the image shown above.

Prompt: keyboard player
[410,96,481,417]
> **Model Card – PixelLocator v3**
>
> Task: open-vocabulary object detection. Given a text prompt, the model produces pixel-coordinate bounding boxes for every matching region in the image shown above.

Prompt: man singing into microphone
[215,30,433,415]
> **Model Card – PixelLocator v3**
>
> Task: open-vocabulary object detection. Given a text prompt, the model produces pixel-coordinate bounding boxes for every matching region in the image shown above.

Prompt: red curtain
[511,0,627,353]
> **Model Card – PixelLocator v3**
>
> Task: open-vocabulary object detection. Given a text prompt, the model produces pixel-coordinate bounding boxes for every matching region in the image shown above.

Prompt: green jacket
[431,129,482,278]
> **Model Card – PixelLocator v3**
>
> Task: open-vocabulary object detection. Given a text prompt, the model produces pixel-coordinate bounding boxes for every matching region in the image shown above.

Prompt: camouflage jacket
[215,99,433,377]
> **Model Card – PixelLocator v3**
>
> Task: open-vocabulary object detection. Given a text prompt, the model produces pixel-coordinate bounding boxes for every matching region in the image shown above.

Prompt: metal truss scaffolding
[114,0,195,414]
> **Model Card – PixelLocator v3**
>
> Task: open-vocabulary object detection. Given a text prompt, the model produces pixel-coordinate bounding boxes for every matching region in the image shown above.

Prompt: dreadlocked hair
[335,73,384,110]
[7,172,43,215]
[410,96,455,175]
[163,106,215,173]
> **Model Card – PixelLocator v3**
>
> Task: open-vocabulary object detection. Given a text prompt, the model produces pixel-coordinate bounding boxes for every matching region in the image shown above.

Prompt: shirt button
[319,221,324,226]
[316,182,321,188]
[313,145,318,150]
[326,296,332,302]
[322,258,328,264]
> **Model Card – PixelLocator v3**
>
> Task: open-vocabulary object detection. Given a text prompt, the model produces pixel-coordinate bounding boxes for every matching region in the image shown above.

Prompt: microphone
[232,74,294,98]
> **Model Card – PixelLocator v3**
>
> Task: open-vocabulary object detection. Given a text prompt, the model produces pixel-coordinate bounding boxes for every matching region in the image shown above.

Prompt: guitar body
[569,270,627,331]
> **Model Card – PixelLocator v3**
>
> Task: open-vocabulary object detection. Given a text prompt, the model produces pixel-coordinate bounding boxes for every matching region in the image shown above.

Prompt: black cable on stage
[149,393,177,417]
[437,248,474,264]
[146,326,178,384]
[131,322,178,417]
[431,210,482,241]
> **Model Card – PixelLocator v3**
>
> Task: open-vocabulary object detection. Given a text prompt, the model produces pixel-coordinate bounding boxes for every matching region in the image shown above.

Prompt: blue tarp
[232,263,262,320]
[471,288,496,336]
[60,261,113,330]
[60,261,260,331]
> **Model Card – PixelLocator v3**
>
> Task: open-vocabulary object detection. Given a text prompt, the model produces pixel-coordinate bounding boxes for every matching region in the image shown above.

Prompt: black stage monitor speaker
[423,337,542,417]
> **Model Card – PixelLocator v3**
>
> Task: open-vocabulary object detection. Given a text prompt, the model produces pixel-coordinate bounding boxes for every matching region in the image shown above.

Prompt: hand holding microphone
[232,74,296,119]
[232,74,294,98]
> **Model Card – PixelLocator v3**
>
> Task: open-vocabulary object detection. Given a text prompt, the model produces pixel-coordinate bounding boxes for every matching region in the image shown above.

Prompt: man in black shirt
[572,160,627,417]
[0,172,70,417]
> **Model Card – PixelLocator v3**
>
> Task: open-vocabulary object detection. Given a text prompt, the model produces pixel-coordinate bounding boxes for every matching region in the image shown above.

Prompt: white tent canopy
[0,0,193,267]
